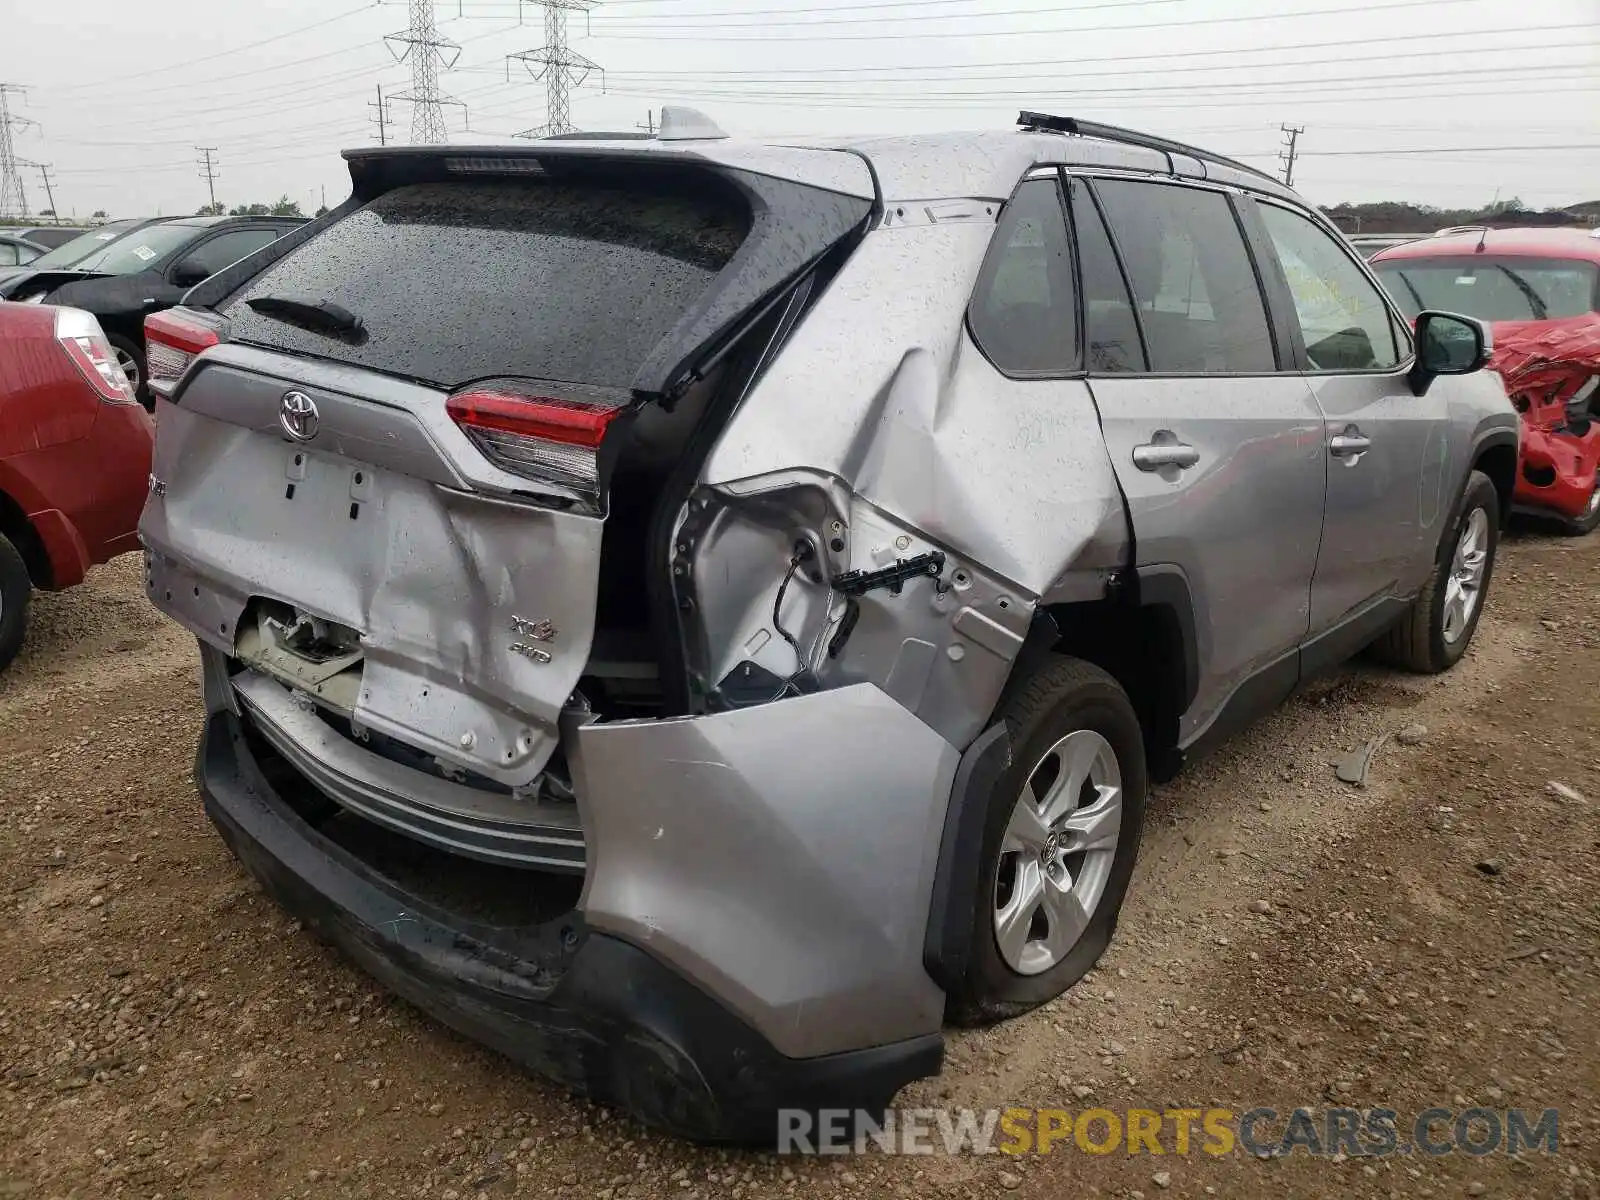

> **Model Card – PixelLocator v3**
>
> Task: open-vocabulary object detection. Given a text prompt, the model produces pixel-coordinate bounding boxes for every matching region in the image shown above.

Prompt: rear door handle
[1329,426,1372,459]
[1132,438,1200,472]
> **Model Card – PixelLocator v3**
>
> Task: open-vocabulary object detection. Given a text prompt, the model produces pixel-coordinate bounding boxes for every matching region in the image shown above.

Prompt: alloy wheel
[993,729,1122,976]
[114,346,141,395]
[1442,506,1489,644]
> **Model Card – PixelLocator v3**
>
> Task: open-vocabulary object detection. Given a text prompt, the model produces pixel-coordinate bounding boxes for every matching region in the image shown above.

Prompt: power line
[585,0,1187,24]
[512,22,1594,76]
[602,40,1600,88]
[0,84,35,219]
[590,77,1600,114]
[597,63,1597,103]
[45,4,384,96]
[1279,124,1304,187]
[1310,143,1600,156]
[507,1,604,137]
[578,0,1490,38]
[385,0,467,143]
[196,147,220,210]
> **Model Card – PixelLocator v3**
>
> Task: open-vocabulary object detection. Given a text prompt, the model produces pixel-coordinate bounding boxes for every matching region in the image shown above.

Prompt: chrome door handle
[1329,427,1372,459]
[1132,440,1200,471]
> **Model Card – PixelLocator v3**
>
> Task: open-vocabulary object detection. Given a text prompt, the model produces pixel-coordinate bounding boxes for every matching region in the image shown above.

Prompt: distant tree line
[1322,197,1598,235]
[194,194,323,218]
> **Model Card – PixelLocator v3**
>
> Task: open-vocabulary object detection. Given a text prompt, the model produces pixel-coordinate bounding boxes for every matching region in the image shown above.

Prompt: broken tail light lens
[447,381,632,510]
[54,307,138,405]
[145,307,228,398]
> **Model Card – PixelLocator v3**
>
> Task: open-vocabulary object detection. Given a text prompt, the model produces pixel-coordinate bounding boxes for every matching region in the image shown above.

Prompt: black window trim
[1064,172,1151,374]
[962,171,1086,381]
[1067,169,1291,380]
[1247,193,1419,379]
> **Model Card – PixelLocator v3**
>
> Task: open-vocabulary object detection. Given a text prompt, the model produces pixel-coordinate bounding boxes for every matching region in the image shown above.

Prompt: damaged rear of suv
[141,110,1516,1142]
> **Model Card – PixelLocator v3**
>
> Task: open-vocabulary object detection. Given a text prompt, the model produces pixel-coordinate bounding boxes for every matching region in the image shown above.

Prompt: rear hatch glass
[221,180,751,389]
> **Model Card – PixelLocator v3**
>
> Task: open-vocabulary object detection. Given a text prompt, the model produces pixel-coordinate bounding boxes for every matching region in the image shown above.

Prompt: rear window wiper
[245,293,366,341]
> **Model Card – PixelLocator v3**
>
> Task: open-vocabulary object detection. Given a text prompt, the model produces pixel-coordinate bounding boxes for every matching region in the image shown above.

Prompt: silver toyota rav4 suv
[139,110,1518,1141]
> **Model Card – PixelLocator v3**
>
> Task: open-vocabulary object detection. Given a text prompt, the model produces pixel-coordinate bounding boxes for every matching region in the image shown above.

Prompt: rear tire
[106,333,149,409]
[951,656,1147,1026]
[1374,469,1499,673]
[0,533,32,675]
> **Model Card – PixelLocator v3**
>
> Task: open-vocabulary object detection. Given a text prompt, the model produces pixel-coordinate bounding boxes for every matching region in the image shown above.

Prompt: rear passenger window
[1068,180,1146,373]
[182,228,282,279]
[968,178,1077,375]
[1092,179,1276,374]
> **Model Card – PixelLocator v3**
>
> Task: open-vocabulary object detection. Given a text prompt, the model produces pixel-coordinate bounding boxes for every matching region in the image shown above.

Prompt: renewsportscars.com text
[778,1106,1560,1158]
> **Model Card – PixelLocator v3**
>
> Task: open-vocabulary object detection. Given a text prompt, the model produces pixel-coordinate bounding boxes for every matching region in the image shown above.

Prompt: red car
[0,302,154,671]
[1373,228,1600,534]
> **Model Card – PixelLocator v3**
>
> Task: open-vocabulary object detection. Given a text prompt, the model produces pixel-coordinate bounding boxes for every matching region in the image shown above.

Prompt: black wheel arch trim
[1466,425,1519,531]
[922,720,1012,992]
[1130,563,1200,715]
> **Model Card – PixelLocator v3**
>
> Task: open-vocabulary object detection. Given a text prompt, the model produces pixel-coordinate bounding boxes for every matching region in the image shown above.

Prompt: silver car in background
[138,108,1517,1141]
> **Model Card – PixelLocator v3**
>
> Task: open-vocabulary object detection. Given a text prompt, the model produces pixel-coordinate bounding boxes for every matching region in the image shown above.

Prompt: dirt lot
[1,529,1596,1200]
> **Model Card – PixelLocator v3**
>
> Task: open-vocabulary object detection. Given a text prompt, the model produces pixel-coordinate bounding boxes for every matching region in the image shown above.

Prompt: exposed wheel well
[1473,441,1517,529]
[0,490,51,589]
[1041,599,1188,783]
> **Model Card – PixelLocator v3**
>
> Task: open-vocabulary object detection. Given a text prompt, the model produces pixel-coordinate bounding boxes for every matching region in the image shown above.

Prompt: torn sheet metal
[1491,314,1600,522]
[703,222,1128,599]
[1491,314,1600,406]
[571,682,958,1058]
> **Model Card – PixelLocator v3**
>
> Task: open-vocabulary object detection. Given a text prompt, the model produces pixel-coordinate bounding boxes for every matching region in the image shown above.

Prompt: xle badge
[511,615,556,664]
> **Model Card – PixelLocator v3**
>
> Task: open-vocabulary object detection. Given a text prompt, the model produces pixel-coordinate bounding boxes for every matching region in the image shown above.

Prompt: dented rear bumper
[197,706,945,1142]
[192,642,972,1137]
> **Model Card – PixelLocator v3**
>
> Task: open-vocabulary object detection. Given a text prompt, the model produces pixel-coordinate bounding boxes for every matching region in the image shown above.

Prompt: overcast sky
[8,0,1598,219]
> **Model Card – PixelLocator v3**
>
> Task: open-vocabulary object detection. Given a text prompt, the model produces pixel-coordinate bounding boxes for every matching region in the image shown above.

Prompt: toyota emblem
[279,390,319,442]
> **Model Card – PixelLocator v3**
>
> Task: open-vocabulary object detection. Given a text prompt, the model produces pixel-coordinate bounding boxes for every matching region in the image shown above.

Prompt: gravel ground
[0,532,1596,1200]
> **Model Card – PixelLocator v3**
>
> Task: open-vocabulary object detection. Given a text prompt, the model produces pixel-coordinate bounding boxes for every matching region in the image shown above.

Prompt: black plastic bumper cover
[197,711,943,1144]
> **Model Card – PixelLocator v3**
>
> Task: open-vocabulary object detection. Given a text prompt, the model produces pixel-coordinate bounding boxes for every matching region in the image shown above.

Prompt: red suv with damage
[0,302,154,671]
[1373,228,1600,534]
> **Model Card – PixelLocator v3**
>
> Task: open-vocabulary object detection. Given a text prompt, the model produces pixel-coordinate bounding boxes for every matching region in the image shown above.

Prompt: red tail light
[54,308,138,405]
[145,307,227,397]
[447,381,630,510]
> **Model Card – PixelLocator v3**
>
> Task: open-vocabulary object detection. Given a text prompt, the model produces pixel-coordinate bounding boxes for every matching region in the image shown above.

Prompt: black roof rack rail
[1016,111,1281,187]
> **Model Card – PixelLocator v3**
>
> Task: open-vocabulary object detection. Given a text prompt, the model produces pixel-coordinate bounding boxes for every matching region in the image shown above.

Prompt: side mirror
[170,257,211,288]
[1408,310,1491,396]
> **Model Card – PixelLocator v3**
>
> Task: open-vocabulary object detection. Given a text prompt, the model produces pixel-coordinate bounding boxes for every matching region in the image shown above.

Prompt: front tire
[0,533,32,674]
[951,656,1147,1025]
[1560,467,1600,537]
[1375,468,1499,673]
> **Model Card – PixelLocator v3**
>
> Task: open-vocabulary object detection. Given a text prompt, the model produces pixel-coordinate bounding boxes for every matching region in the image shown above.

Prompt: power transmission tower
[0,84,37,220]
[385,0,466,145]
[370,83,390,145]
[1279,124,1305,188]
[507,0,603,138]
[196,146,220,210]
